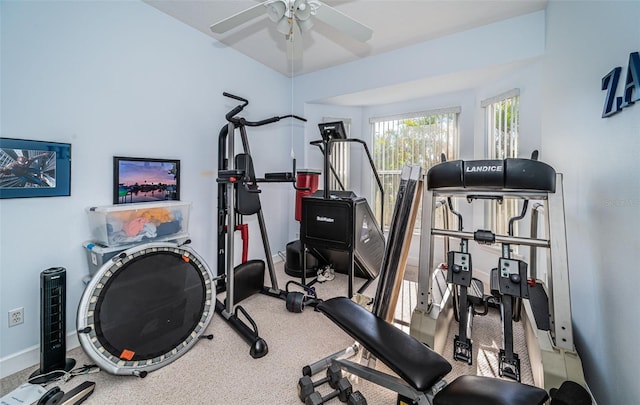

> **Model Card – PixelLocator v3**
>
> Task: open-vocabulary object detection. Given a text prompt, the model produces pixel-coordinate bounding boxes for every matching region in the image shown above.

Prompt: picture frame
[0,138,72,199]
[113,156,180,204]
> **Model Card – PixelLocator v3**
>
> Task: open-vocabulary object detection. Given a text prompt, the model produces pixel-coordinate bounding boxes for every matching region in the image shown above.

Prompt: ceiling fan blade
[209,2,269,34]
[314,1,373,42]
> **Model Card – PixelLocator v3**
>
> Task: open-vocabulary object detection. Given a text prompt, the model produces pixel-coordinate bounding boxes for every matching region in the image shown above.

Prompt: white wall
[294,11,545,104]
[541,2,640,404]
[0,0,292,376]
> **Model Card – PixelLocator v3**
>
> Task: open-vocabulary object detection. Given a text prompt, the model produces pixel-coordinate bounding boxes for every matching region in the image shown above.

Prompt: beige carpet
[0,262,533,404]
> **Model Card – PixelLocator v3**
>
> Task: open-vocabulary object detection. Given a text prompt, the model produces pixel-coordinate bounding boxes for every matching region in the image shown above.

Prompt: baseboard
[0,332,80,379]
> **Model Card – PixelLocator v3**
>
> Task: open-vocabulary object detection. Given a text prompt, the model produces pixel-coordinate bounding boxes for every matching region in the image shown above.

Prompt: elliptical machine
[216,92,308,358]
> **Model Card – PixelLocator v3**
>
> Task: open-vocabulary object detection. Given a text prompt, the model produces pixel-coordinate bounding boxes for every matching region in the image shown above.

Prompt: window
[323,118,350,191]
[371,108,460,230]
[482,89,520,236]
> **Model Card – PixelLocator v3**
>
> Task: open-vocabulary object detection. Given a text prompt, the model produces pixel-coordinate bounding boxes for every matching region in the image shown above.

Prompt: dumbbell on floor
[298,363,343,402]
[347,390,367,405]
[305,377,352,405]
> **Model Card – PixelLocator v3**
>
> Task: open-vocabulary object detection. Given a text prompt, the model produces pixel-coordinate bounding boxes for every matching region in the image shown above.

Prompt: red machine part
[295,171,320,222]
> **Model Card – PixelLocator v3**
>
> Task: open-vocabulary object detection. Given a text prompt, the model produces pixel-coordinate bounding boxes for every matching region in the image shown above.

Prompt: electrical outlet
[8,307,24,327]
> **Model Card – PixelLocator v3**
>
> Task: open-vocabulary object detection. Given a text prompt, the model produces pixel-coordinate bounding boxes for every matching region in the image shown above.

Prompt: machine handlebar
[223,92,307,126]
[222,92,248,103]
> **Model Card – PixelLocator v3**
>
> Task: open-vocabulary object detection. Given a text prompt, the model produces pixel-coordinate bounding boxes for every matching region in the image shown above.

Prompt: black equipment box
[301,192,384,279]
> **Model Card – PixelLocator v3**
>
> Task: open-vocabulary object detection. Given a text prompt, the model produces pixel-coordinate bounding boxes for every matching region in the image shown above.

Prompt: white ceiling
[144,0,547,105]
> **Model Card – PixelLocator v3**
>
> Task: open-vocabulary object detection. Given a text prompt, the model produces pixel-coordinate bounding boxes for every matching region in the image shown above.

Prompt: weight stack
[30,267,75,383]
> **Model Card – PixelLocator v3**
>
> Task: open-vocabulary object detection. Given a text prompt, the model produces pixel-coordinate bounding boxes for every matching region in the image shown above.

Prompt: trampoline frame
[77,242,215,376]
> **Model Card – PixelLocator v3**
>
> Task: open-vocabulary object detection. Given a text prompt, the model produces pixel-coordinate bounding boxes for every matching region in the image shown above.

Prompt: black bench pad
[433,375,549,405]
[427,158,556,192]
[317,296,452,392]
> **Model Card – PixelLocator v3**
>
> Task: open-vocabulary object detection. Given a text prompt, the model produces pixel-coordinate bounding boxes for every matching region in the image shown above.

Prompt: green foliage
[373,114,456,172]
[373,113,458,227]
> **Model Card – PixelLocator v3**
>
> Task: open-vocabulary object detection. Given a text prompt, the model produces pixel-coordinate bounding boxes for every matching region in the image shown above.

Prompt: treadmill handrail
[310,138,385,227]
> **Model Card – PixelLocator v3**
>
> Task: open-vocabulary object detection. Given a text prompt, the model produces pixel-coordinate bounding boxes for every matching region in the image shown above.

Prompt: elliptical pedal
[469,277,490,316]
[453,335,473,365]
[499,350,521,382]
[453,277,491,364]
[490,256,530,382]
[448,249,476,365]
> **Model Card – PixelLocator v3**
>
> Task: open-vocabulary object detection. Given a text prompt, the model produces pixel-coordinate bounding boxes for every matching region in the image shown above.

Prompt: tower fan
[30,267,75,383]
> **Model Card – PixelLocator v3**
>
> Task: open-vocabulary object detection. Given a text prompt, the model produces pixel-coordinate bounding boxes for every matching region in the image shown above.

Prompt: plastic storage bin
[86,200,190,247]
[82,241,129,277]
[82,236,190,277]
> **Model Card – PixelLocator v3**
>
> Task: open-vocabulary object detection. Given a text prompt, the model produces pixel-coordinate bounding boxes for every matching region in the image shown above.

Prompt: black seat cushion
[434,375,549,405]
[317,296,452,391]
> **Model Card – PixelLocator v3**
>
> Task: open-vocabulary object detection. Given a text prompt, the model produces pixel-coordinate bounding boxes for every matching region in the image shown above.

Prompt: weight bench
[317,296,549,405]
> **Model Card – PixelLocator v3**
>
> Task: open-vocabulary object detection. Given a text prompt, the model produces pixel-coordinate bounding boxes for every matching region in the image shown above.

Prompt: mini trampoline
[77,242,214,376]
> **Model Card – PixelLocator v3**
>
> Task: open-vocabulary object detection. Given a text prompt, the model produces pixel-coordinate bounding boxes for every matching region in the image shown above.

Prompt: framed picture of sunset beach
[113,156,180,204]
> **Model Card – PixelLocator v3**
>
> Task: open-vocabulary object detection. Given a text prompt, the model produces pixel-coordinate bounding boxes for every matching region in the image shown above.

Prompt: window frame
[370,107,461,231]
[482,89,521,238]
[322,117,351,191]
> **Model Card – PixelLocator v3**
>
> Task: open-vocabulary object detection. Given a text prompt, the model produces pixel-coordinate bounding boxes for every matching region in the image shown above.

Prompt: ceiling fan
[209,0,373,59]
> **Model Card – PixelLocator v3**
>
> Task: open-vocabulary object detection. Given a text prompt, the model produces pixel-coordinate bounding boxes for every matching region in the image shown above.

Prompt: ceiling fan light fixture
[294,0,311,20]
[297,17,313,32]
[266,0,287,23]
[209,0,373,63]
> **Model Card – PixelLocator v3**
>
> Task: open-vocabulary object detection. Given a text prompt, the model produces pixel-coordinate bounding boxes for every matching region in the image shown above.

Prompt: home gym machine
[297,121,386,298]
[409,154,590,396]
[216,92,308,358]
[304,163,550,405]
